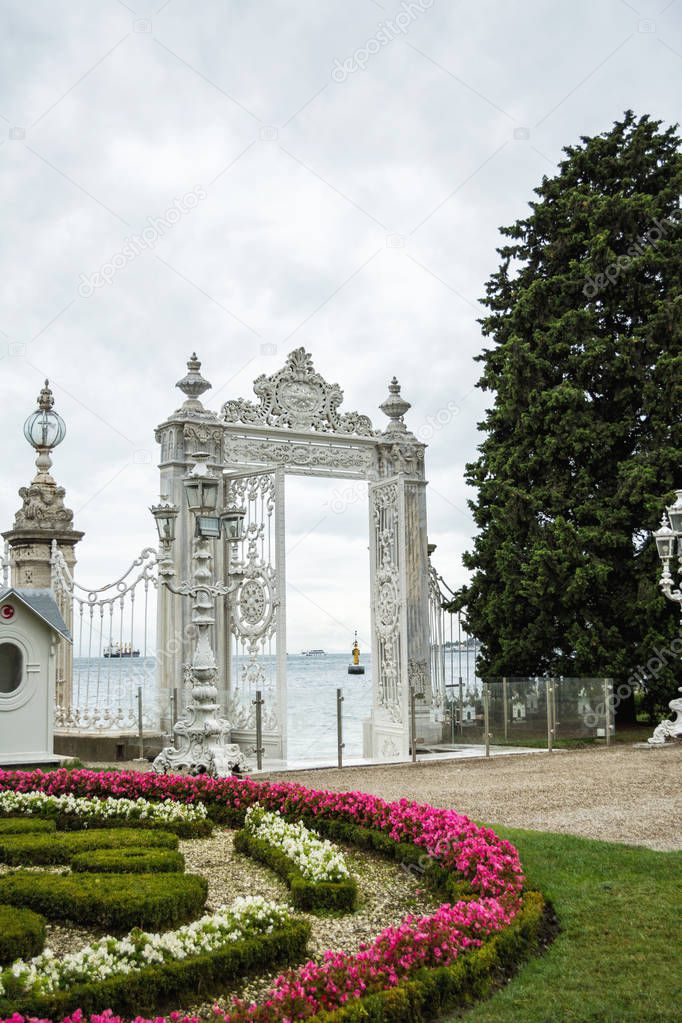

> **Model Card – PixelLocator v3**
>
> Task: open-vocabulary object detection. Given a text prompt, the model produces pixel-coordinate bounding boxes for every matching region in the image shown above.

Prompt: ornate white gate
[367,477,410,757]
[155,348,445,763]
[223,468,286,758]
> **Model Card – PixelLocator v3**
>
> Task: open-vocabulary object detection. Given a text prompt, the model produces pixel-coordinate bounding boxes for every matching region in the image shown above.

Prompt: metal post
[135,685,145,761]
[170,689,178,735]
[336,688,344,768]
[483,682,491,757]
[503,676,508,741]
[458,612,464,737]
[253,690,264,771]
[604,678,612,746]
[410,687,417,763]
[546,678,554,752]
[449,612,455,742]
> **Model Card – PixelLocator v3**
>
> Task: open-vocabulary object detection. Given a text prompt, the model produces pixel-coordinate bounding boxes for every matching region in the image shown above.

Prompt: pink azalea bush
[0,769,526,1023]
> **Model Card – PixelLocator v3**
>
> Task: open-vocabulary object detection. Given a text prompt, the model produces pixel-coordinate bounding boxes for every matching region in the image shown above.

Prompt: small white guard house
[0,587,70,767]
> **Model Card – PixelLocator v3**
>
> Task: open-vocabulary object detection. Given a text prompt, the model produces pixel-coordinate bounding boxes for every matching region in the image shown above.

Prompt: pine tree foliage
[459,112,682,720]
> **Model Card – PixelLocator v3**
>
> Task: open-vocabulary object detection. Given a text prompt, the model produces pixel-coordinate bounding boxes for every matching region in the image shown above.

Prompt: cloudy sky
[0,0,679,652]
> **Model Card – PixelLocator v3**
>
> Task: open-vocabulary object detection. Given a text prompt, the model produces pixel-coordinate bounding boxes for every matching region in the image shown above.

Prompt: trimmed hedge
[0,827,179,866]
[70,847,185,874]
[0,904,46,966]
[310,892,547,1022]
[0,920,311,1020]
[234,829,358,912]
[0,871,208,933]
[53,815,212,839]
[0,818,55,836]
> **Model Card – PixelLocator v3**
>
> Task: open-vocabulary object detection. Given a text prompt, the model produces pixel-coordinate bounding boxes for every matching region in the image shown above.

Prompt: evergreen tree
[458,112,682,723]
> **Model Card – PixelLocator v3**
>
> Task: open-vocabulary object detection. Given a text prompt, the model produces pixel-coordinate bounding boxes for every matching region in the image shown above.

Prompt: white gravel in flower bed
[179,828,436,959]
[180,827,437,1014]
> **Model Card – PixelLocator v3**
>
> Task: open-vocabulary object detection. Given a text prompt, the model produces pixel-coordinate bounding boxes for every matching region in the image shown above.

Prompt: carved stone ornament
[14,483,74,530]
[183,423,223,459]
[220,348,375,436]
[381,736,400,758]
[223,436,376,476]
[648,687,682,745]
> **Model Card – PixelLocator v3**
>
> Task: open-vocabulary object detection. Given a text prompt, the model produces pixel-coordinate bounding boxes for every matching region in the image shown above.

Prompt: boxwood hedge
[0,871,208,933]
[53,815,212,839]
[233,829,358,912]
[0,818,56,836]
[0,904,46,966]
[0,827,179,866]
[70,847,185,874]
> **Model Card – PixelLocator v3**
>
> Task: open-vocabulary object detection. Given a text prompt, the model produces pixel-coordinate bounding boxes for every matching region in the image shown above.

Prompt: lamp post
[648,490,682,745]
[151,453,247,775]
[23,379,67,488]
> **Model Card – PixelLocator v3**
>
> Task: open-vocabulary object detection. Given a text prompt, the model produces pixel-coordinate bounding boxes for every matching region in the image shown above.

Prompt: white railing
[50,542,160,733]
[1,541,9,588]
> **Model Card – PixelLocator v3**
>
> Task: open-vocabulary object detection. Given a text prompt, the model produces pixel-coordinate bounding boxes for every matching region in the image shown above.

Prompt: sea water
[72,650,480,761]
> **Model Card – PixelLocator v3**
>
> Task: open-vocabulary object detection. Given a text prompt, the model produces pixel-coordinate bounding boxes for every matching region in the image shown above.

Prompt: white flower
[0,791,207,828]
[0,896,291,996]
[244,805,350,883]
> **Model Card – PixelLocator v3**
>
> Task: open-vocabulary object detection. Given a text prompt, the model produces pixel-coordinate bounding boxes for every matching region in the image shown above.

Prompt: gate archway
[155,349,444,761]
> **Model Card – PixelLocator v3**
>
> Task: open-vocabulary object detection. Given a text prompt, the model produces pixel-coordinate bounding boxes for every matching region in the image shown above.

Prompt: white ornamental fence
[50,542,160,733]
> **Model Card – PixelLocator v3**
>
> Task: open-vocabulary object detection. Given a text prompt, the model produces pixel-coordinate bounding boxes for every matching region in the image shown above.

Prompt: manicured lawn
[450,826,682,1023]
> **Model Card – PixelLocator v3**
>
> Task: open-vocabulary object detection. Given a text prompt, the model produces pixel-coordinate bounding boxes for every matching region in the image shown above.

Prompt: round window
[0,643,23,694]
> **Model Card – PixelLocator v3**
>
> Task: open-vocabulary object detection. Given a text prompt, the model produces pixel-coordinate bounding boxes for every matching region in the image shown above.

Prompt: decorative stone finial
[380,377,411,435]
[176,353,212,411]
[38,379,55,412]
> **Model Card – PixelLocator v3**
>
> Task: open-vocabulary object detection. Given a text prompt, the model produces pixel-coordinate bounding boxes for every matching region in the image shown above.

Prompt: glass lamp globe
[23,409,66,449]
[23,380,66,450]
[666,490,682,537]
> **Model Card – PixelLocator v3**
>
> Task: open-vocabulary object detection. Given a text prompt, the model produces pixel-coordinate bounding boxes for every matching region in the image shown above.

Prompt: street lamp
[648,490,682,745]
[150,498,179,546]
[653,492,682,603]
[151,454,248,776]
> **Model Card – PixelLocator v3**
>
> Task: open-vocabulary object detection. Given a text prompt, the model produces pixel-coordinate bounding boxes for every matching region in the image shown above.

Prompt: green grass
[446,827,682,1023]
[447,724,655,749]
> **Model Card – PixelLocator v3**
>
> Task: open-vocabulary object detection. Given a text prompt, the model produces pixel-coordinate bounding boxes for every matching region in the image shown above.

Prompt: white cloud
[0,0,679,650]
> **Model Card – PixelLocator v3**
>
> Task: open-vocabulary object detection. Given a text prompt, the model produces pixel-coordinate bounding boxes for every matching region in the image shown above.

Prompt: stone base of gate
[415,710,451,746]
[363,710,450,761]
[231,729,284,763]
[54,731,165,763]
[362,716,408,761]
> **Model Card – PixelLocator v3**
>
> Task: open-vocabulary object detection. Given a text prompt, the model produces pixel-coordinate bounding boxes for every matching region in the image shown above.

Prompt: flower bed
[235,805,357,912]
[0,769,543,1023]
[0,896,309,1019]
[0,792,209,837]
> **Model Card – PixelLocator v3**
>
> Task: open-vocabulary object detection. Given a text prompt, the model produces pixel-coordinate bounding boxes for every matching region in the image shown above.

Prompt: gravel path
[264,745,682,852]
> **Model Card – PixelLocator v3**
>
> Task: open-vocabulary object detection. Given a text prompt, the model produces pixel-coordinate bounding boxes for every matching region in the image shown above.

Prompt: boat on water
[301,648,326,657]
[103,642,140,658]
[348,632,365,675]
